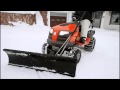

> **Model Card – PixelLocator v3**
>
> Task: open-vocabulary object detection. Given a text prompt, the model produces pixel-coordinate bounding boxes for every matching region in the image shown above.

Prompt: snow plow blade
[3,49,78,77]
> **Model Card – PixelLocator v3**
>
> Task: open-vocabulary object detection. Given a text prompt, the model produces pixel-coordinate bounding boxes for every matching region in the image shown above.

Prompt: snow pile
[1,11,43,27]
[8,21,34,27]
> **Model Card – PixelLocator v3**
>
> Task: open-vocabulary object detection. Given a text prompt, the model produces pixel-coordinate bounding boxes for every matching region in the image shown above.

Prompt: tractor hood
[52,23,78,33]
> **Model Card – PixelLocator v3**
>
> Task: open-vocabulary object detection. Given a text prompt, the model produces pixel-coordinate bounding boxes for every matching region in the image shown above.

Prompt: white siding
[101,11,119,30]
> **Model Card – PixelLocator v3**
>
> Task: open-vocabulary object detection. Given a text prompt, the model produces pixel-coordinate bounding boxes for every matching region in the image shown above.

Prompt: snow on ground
[1,24,51,79]
[1,24,119,79]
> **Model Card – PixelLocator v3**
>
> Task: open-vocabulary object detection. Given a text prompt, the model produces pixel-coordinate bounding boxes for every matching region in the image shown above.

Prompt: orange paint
[51,22,92,46]
[86,38,91,44]
[52,30,60,42]
[70,31,79,42]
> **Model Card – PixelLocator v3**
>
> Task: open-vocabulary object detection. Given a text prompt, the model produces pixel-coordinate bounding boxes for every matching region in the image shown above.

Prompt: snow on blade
[6,51,28,57]
[33,67,56,72]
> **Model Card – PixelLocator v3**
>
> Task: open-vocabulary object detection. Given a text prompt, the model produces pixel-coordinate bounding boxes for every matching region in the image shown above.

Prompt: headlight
[59,31,69,35]
[49,28,53,33]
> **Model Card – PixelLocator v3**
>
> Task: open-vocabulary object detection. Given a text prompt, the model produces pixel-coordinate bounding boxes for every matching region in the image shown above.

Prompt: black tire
[84,37,96,52]
[73,49,81,63]
[42,43,54,55]
[42,43,47,54]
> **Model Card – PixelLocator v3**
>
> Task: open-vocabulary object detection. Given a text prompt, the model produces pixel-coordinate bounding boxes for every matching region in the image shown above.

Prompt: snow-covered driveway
[1,25,119,79]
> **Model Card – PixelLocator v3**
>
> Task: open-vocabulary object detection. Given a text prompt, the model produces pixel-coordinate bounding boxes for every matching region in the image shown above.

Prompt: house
[1,11,119,30]
[47,11,75,27]
[47,11,119,30]
[100,11,119,30]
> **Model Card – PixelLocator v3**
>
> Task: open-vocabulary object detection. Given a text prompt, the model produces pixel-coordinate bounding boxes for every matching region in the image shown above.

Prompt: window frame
[109,11,120,25]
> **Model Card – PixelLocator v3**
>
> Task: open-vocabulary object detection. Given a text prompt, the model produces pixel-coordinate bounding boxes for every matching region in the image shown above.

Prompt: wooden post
[40,11,48,26]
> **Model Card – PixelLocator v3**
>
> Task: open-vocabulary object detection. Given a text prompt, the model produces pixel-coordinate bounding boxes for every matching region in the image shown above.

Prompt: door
[93,11,103,28]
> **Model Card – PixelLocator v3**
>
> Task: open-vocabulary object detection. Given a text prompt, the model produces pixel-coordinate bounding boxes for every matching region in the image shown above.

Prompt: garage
[50,12,67,27]
[50,16,66,27]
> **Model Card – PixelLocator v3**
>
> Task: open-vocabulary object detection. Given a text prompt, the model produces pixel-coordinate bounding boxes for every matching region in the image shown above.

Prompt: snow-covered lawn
[1,24,119,79]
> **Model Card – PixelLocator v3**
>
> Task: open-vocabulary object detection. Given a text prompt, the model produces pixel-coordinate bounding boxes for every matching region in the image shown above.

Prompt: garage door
[50,16,66,27]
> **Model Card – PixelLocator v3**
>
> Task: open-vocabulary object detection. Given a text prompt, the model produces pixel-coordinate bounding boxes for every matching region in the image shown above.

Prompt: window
[56,19,60,21]
[51,19,55,21]
[62,19,65,21]
[110,11,120,25]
